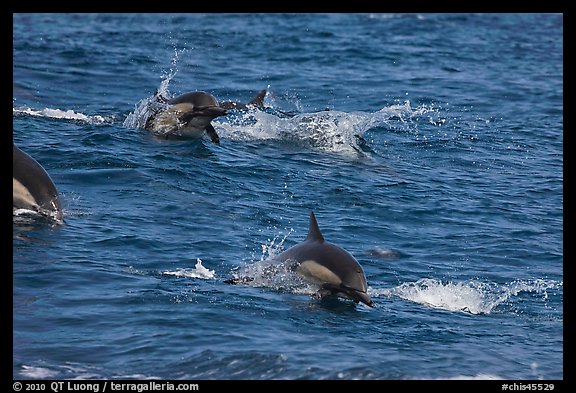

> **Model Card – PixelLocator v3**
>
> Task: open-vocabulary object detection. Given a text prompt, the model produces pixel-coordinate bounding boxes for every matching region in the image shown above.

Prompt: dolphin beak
[196,106,228,118]
[354,291,374,308]
[342,287,374,308]
[320,283,375,307]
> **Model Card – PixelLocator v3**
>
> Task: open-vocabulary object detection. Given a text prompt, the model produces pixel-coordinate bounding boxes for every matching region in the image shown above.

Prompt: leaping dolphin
[13,143,63,222]
[145,91,228,143]
[226,212,373,307]
[273,212,373,307]
[145,89,269,142]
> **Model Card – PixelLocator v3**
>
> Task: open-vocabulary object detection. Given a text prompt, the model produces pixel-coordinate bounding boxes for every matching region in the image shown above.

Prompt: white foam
[13,208,39,216]
[229,231,313,294]
[228,258,313,295]
[21,365,58,379]
[216,107,385,156]
[224,99,435,154]
[370,278,562,315]
[13,207,64,225]
[13,106,113,124]
[394,279,491,314]
[443,373,504,380]
[162,258,215,279]
[259,229,294,262]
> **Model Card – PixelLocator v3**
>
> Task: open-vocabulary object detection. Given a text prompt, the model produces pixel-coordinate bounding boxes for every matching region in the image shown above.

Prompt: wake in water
[14,45,440,158]
[371,278,563,315]
[13,107,115,125]
[228,233,562,314]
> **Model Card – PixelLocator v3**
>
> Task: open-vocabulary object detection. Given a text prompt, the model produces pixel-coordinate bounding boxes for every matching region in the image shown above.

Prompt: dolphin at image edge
[13,143,63,221]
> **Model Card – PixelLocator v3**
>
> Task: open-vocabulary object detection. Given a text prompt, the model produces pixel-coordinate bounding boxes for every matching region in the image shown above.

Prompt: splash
[259,229,294,262]
[123,50,437,156]
[162,258,215,279]
[370,278,562,315]
[13,207,64,226]
[228,230,314,294]
[13,107,113,125]
[123,48,183,130]
[227,258,312,295]
[216,99,436,156]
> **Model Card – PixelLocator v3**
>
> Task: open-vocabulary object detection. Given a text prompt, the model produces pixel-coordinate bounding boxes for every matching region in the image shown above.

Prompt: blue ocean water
[13,13,563,380]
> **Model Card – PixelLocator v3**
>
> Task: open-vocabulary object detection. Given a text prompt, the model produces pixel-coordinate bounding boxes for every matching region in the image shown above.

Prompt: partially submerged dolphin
[145,89,268,142]
[275,212,373,307]
[13,143,63,221]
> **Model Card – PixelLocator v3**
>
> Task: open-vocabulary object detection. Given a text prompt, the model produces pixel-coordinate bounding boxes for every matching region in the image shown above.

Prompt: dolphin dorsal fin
[248,89,267,107]
[306,211,325,242]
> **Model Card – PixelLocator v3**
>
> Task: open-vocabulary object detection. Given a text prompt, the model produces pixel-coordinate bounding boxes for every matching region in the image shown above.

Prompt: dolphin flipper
[205,123,220,144]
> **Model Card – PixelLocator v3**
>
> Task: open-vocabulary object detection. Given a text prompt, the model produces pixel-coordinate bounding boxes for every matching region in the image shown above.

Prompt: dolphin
[271,212,373,307]
[145,91,228,143]
[13,143,63,221]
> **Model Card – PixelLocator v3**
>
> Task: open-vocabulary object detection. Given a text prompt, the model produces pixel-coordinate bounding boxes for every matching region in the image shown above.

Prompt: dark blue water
[13,13,563,380]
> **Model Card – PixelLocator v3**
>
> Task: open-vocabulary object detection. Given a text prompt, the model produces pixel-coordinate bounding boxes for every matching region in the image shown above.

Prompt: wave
[371,278,563,315]
[13,106,115,125]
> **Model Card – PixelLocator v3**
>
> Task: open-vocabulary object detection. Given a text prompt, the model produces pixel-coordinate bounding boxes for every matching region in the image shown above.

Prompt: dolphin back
[168,91,218,106]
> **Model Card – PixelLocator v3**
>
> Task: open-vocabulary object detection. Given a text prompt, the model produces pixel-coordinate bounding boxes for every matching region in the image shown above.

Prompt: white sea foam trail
[13,207,64,226]
[13,107,115,125]
[216,99,437,156]
[370,278,562,315]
